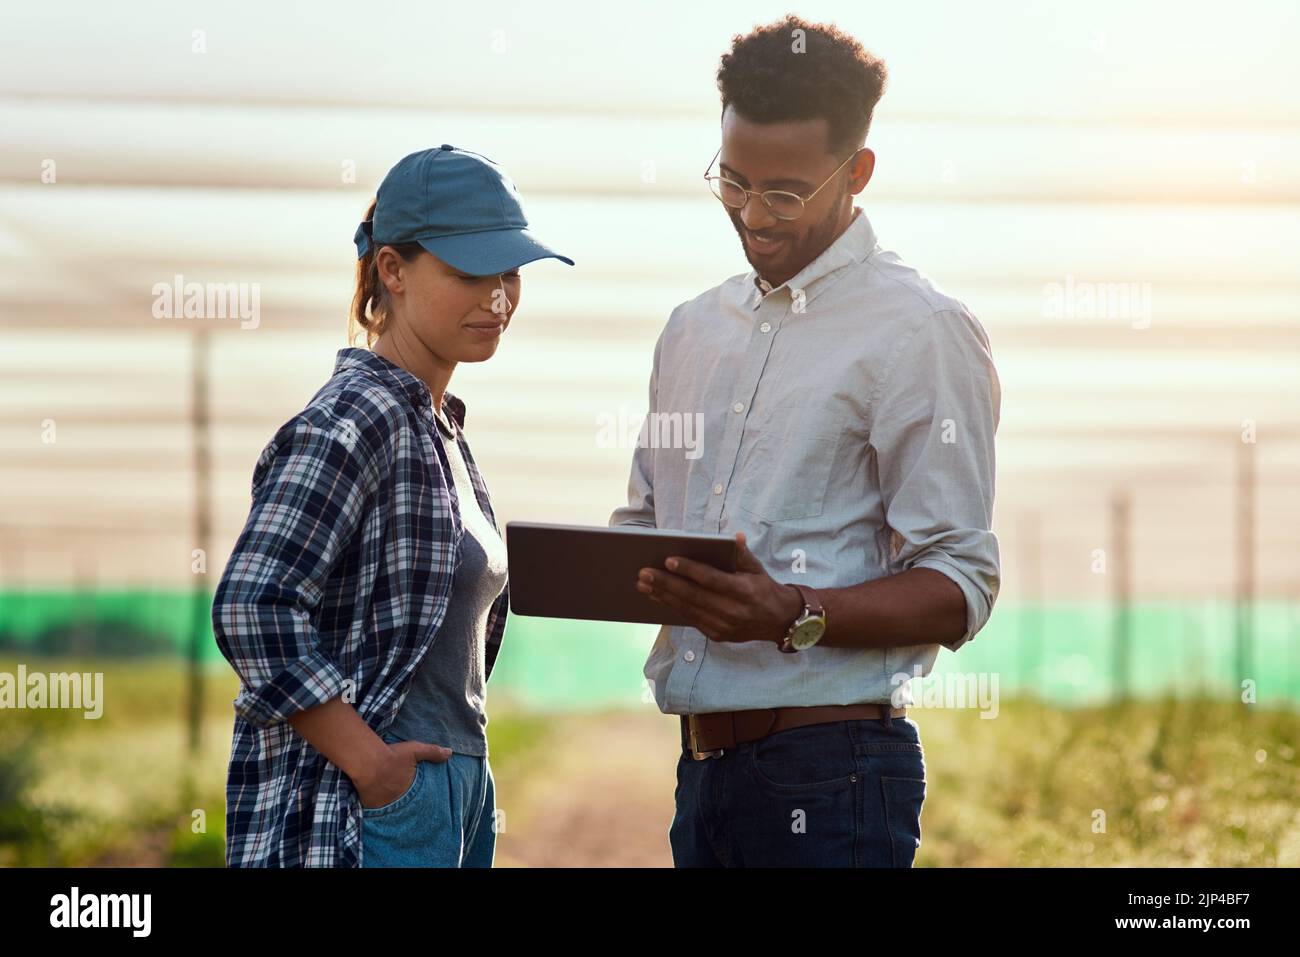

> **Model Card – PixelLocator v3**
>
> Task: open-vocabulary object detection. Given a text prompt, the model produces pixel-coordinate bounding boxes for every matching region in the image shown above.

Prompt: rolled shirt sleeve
[212,410,384,727]
[868,308,1001,652]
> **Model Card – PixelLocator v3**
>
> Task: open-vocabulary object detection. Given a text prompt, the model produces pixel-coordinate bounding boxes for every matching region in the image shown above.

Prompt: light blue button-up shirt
[609,207,1001,714]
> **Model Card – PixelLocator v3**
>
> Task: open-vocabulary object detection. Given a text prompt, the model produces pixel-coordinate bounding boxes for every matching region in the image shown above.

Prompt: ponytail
[348,198,424,347]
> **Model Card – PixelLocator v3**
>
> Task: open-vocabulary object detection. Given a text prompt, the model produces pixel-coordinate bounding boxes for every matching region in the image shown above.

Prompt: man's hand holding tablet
[635,531,804,646]
[505,522,740,627]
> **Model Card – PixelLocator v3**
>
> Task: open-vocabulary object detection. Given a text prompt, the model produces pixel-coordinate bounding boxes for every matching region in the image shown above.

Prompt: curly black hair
[716,15,888,156]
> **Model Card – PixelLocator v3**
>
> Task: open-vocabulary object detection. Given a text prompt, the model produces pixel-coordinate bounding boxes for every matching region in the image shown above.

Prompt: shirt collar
[333,347,468,428]
[747,206,877,310]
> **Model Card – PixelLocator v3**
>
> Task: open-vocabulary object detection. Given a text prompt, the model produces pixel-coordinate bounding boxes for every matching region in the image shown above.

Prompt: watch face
[791,618,825,650]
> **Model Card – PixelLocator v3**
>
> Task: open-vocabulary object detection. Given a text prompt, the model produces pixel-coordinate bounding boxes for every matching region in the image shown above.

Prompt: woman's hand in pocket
[356,739,452,809]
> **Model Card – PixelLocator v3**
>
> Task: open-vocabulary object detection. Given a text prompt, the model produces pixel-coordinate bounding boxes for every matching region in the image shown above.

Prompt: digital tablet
[504,521,738,626]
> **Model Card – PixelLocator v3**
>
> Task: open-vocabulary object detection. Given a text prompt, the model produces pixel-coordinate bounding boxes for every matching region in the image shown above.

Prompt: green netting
[0,590,1296,711]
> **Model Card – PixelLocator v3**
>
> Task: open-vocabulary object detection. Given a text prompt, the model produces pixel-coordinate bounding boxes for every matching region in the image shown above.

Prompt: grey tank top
[387,405,508,756]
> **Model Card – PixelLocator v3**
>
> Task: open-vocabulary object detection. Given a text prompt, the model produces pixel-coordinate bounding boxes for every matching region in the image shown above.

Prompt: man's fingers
[651,585,730,638]
[643,567,717,608]
[663,555,746,596]
[640,568,748,624]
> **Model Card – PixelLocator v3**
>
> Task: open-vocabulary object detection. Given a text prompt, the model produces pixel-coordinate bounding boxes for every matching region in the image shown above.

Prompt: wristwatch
[778,583,826,654]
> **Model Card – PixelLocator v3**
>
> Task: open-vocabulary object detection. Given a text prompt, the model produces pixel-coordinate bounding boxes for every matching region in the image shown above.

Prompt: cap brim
[416,228,574,275]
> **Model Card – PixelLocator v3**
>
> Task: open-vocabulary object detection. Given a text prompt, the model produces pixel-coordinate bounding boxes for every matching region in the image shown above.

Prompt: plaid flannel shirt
[212,347,508,867]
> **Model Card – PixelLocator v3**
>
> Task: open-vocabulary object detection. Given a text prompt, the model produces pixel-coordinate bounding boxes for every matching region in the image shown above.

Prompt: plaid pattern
[212,347,508,867]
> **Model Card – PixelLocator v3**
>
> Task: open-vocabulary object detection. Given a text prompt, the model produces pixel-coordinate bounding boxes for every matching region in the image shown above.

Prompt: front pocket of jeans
[361,762,424,818]
[881,776,926,866]
[749,727,854,791]
[736,426,840,523]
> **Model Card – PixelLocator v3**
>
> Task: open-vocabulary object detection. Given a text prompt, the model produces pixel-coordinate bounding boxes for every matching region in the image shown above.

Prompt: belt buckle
[687,715,725,760]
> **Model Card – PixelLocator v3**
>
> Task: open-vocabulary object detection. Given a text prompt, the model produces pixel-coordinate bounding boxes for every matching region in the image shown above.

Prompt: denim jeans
[360,729,496,867]
[670,715,927,867]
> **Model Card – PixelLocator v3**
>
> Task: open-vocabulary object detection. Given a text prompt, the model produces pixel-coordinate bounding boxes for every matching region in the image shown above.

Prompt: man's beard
[729,198,849,283]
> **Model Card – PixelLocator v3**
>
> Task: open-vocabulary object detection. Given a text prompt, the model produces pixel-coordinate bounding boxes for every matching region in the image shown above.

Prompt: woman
[212,145,572,867]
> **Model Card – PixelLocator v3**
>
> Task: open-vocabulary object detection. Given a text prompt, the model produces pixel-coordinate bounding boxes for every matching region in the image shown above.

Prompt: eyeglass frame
[702,145,862,221]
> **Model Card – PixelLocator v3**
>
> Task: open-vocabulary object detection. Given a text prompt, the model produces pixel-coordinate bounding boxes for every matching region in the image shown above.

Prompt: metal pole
[187,329,212,756]
[1020,511,1043,691]
[1111,491,1131,704]
[1235,437,1255,704]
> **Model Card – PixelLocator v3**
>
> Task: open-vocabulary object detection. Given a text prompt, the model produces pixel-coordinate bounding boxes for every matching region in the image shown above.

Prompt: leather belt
[680,704,908,760]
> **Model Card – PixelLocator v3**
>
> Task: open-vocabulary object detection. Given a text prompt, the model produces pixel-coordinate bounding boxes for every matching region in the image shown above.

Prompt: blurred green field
[914,694,1299,866]
[0,657,553,866]
[1,656,1297,866]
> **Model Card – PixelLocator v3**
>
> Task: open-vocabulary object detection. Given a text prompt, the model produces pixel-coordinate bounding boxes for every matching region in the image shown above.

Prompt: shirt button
[684,650,696,662]
[732,401,744,413]
[712,483,723,495]
[760,322,772,333]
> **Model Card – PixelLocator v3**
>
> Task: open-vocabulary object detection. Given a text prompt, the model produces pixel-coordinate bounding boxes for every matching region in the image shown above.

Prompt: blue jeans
[670,715,927,867]
[360,729,496,867]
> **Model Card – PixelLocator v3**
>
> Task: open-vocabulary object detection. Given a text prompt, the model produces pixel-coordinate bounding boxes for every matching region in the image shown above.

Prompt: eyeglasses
[703,146,860,221]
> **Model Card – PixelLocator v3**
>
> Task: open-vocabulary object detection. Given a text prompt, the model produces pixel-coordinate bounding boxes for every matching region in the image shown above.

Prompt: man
[609,15,1001,867]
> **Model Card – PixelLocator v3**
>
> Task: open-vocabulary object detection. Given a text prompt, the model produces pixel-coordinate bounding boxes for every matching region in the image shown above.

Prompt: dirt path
[492,709,682,867]
[79,708,686,868]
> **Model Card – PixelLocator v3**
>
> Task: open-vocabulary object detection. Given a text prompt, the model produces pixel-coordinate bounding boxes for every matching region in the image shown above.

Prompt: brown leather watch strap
[789,583,823,617]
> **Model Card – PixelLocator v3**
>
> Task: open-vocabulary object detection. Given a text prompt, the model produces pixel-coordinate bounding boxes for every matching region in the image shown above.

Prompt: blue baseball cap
[353,145,574,275]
